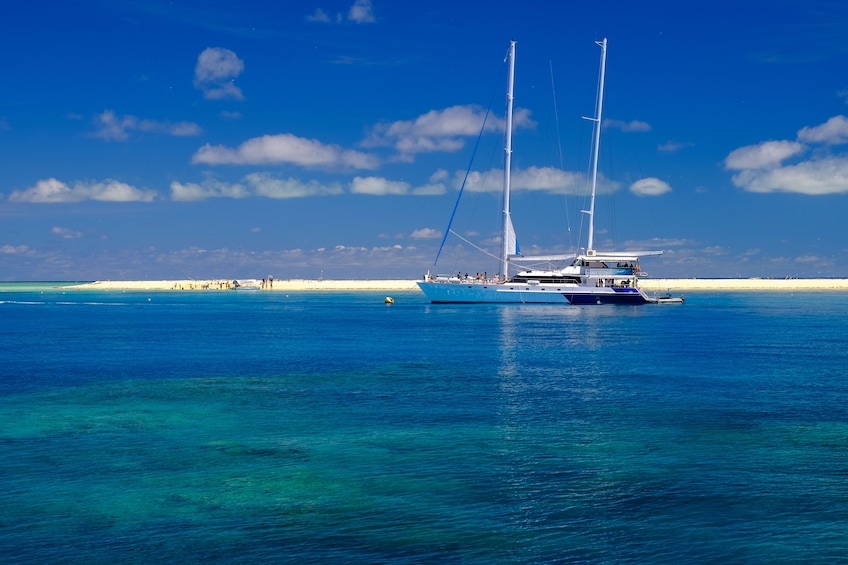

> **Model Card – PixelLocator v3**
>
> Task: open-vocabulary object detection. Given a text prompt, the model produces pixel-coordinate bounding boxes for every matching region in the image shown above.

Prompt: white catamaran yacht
[418,39,673,305]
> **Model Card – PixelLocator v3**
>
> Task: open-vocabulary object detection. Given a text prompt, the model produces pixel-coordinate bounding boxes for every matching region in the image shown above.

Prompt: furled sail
[505,215,517,257]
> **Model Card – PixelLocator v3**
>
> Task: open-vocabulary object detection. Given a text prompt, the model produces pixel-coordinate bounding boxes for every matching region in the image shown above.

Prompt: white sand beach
[69,279,421,291]
[67,278,848,292]
[637,278,848,291]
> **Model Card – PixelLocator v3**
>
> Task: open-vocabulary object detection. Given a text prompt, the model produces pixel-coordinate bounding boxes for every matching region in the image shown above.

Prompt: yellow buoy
[384,296,394,304]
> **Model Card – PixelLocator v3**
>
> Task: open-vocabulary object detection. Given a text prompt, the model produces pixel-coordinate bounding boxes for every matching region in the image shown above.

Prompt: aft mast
[501,40,517,280]
[585,38,607,256]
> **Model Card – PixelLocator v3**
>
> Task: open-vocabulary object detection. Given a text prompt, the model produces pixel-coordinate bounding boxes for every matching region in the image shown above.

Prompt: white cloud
[459,168,503,193]
[51,227,83,239]
[306,8,334,23]
[411,228,441,239]
[247,172,344,198]
[307,1,375,24]
[364,104,535,158]
[797,115,848,145]
[0,244,32,255]
[165,122,202,136]
[171,170,447,201]
[429,169,449,182]
[350,176,409,195]
[170,178,249,201]
[192,133,379,170]
[725,116,848,194]
[170,174,343,200]
[0,243,437,281]
[348,0,375,23]
[92,111,133,141]
[658,140,694,153]
[626,237,697,249]
[724,140,805,170]
[195,47,244,83]
[201,83,244,101]
[513,166,585,193]
[409,170,448,195]
[194,47,245,101]
[411,182,447,196]
[604,118,651,132]
[91,110,202,141]
[630,177,672,196]
[461,166,590,195]
[730,156,848,195]
[9,178,157,203]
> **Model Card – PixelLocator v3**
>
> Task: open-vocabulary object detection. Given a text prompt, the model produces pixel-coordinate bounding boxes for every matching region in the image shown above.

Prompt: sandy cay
[68,278,848,292]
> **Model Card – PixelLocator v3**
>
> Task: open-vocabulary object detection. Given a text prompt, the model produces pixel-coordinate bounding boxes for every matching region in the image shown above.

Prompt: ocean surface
[1,283,847,563]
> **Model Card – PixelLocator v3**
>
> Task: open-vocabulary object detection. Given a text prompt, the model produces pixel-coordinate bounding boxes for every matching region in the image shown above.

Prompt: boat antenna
[501,40,517,279]
[585,38,607,255]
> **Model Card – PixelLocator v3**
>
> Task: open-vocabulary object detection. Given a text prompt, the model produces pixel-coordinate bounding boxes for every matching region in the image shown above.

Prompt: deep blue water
[1,285,848,563]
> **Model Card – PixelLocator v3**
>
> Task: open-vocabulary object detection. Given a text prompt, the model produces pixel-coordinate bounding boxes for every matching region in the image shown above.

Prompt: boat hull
[564,288,651,305]
[417,282,651,305]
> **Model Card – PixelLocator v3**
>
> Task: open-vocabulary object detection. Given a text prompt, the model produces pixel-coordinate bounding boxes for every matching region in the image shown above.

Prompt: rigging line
[576,115,594,253]
[549,59,573,248]
[604,126,618,251]
[390,286,419,300]
[448,229,501,263]
[432,92,497,268]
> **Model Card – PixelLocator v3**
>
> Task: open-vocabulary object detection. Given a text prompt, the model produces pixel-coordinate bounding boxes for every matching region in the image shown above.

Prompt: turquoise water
[1,285,847,563]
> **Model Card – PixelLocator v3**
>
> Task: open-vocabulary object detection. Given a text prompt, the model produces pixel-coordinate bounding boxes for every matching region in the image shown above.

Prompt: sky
[2,0,848,281]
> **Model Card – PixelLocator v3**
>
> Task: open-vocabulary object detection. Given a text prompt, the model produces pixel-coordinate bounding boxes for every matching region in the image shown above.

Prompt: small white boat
[232,279,260,290]
[650,292,685,304]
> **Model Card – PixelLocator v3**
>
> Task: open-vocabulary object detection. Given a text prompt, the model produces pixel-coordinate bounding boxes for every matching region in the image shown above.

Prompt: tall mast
[586,38,607,255]
[501,40,516,279]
